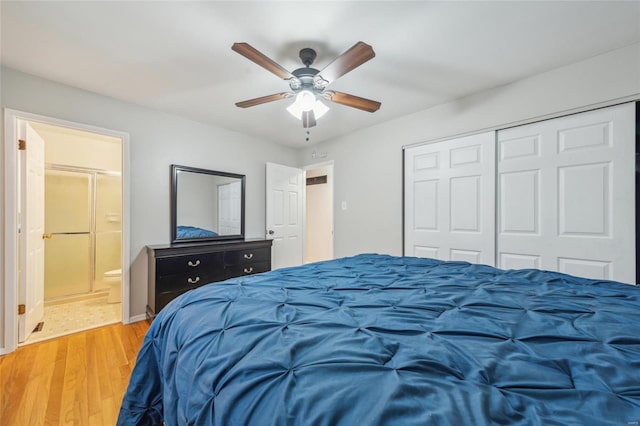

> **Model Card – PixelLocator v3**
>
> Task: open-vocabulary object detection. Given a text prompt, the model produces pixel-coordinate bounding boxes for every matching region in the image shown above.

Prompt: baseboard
[127,314,147,324]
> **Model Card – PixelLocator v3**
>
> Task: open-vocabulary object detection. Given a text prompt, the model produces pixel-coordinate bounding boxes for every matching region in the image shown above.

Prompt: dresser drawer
[226,261,270,277]
[157,269,227,293]
[157,252,223,276]
[224,247,270,265]
[156,288,192,312]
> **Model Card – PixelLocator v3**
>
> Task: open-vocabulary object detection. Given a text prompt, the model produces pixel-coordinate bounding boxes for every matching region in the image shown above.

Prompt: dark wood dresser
[146,239,272,318]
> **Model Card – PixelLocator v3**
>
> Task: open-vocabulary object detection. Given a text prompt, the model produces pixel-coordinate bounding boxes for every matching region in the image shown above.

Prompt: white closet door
[497,103,635,283]
[404,131,495,265]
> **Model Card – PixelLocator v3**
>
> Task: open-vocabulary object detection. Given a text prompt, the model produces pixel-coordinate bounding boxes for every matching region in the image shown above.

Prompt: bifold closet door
[404,131,495,265]
[497,103,635,284]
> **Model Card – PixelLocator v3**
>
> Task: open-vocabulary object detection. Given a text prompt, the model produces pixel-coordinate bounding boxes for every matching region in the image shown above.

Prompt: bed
[118,254,640,425]
[176,225,218,239]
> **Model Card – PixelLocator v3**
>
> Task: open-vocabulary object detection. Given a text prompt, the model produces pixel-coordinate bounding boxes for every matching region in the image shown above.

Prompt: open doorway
[2,109,129,353]
[22,121,123,345]
[304,162,334,263]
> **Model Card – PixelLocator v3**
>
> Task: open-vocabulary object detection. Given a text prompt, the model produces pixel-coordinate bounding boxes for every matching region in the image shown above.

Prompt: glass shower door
[44,169,93,300]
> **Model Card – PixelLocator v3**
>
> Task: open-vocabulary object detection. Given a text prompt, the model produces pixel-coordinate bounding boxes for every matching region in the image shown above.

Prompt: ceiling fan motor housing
[290,66,322,93]
[299,48,317,67]
[289,47,331,94]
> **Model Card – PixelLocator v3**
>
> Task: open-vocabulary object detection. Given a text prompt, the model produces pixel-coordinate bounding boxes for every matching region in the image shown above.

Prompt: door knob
[268,230,275,235]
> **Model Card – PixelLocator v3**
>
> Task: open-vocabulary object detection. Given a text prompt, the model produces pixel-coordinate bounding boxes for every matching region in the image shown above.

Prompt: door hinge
[18,304,26,315]
[18,139,26,150]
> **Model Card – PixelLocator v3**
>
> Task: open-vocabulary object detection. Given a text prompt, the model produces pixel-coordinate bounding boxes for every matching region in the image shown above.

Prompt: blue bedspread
[176,225,218,239]
[118,254,640,425]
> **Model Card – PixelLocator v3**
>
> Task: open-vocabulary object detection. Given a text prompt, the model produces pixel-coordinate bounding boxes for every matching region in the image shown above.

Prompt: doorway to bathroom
[16,118,126,346]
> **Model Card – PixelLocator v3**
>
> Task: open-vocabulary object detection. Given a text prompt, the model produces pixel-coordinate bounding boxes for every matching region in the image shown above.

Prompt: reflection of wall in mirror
[177,172,218,233]
[218,181,242,235]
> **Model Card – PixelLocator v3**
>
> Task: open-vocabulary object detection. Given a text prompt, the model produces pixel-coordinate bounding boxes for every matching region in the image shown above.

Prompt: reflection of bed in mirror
[171,165,245,243]
[175,225,218,239]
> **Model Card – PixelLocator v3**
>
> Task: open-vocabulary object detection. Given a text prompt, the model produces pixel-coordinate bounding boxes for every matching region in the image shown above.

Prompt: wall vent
[306,175,327,186]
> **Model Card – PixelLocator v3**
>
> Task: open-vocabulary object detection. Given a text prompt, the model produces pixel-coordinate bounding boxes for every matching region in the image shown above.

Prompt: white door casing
[266,162,305,270]
[404,131,496,265]
[18,122,46,342]
[497,103,635,283]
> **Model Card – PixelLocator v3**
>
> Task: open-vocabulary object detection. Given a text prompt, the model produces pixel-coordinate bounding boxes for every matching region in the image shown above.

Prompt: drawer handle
[187,276,200,284]
[243,253,254,260]
[243,267,254,274]
[188,260,200,267]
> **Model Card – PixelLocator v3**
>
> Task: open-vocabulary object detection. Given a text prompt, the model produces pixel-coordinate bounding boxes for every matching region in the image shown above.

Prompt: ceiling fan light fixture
[297,90,316,111]
[313,99,329,119]
[287,98,329,120]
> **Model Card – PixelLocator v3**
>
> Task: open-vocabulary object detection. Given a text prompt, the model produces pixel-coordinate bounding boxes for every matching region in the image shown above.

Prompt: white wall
[297,43,640,258]
[0,67,298,348]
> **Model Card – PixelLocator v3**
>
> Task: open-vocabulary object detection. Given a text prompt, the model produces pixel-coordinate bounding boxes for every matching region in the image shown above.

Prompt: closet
[404,102,636,284]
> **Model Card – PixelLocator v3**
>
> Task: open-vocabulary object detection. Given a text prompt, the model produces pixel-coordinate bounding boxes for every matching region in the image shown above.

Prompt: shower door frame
[2,109,131,355]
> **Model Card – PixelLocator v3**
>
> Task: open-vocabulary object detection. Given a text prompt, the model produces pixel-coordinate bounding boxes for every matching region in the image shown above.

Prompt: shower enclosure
[44,166,122,300]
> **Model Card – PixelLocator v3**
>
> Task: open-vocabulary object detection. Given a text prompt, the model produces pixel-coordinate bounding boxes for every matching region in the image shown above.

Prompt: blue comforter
[119,254,640,425]
[176,225,218,239]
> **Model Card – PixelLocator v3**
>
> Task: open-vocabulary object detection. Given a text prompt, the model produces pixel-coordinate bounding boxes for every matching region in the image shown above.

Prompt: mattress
[118,254,640,425]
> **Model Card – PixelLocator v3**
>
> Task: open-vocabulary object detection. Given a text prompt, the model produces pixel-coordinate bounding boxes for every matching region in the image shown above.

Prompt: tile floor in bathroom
[21,295,122,345]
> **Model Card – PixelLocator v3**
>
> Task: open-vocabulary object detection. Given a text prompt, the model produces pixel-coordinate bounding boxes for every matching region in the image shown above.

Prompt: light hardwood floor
[0,321,149,426]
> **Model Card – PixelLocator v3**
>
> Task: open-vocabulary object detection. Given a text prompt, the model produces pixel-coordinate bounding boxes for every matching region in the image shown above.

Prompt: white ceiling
[1,1,639,148]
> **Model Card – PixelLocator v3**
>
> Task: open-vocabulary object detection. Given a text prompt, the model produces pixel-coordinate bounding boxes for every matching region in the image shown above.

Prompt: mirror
[171,164,245,243]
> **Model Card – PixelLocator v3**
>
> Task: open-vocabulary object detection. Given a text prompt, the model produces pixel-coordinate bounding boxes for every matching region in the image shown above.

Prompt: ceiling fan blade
[315,42,375,86]
[302,110,316,128]
[326,91,381,112]
[235,93,290,108]
[232,43,294,80]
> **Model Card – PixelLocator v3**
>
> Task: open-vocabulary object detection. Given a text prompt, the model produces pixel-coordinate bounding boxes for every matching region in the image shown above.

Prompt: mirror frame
[171,164,246,244]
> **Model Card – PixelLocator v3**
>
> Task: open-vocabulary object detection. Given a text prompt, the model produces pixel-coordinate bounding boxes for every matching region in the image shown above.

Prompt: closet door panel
[450,175,480,232]
[497,103,635,283]
[499,170,539,234]
[499,253,540,270]
[405,131,495,265]
[558,163,609,236]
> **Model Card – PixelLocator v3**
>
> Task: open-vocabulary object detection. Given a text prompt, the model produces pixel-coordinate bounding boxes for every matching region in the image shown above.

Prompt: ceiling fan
[232,41,381,128]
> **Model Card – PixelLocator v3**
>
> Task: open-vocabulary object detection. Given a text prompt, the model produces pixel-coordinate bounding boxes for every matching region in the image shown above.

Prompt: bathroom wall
[32,122,122,171]
[94,172,122,290]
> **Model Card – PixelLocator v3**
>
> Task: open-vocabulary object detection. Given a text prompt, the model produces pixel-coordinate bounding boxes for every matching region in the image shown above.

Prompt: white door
[497,103,635,283]
[404,131,496,265]
[218,181,242,235]
[18,122,46,342]
[266,162,304,269]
